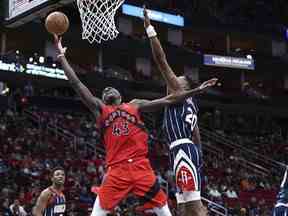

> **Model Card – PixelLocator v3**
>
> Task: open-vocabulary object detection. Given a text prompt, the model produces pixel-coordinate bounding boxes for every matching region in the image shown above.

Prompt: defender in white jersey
[33,167,66,216]
[144,7,217,216]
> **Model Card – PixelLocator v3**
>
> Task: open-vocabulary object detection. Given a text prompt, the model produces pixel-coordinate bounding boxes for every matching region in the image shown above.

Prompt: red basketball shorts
[96,158,167,211]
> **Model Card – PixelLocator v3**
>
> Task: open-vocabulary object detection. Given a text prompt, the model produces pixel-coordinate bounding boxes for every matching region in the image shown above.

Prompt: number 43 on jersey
[112,122,129,136]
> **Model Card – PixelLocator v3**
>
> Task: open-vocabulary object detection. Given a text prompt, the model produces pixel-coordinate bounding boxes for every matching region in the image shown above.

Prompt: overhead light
[21,97,28,103]
[1,87,9,95]
[243,82,249,87]
[52,63,56,67]
[246,55,252,59]
[29,57,33,63]
[16,50,19,55]
[39,56,45,64]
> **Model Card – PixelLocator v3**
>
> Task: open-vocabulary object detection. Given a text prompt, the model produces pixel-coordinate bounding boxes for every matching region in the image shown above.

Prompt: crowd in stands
[0,110,99,215]
[0,0,287,215]
[0,109,176,216]
[1,105,287,215]
[201,110,288,163]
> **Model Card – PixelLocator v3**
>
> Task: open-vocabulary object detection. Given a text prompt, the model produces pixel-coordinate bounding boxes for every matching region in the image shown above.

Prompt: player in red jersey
[54,35,217,216]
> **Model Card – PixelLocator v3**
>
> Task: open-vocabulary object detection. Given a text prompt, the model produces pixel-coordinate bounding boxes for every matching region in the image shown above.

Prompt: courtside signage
[0,61,18,72]
[122,4,184,27]
[204,54,255,70]
[26,64,67,80]
[0,60,67,80]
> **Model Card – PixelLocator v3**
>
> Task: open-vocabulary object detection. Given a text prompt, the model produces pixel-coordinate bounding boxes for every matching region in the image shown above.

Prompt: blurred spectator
[23,81,34,97]
[240,207,247,216]
[248,197,260,216]
[225,186,238,198]
[1,198,13,216]
[9,199,27,216]
[208,185,222,199]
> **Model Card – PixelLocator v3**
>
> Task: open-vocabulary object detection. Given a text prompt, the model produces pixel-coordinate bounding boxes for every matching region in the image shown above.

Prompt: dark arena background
[1,0,288,215]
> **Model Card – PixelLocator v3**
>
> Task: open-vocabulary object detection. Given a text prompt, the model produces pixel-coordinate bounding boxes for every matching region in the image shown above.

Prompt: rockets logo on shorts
[173,149,200,192]
[176,166,196,191]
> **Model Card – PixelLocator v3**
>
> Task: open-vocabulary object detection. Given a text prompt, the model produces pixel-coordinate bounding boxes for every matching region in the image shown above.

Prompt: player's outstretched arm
[171,78,217,101]
[132,78,218,112]
[32,190,51,216]
[143,6,181,93]
[54,35,103,117]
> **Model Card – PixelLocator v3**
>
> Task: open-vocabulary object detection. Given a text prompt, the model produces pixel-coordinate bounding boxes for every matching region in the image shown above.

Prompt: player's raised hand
[143,5,151,28]
[199,78,218,90]
[53,34,67,55]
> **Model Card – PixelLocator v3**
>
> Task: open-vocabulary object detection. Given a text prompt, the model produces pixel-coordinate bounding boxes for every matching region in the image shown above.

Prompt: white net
[77,0,125,44]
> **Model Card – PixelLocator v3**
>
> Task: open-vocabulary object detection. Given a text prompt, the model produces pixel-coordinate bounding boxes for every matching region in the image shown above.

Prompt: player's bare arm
[32,189,51,216]
[54,35,103,118]
[131,78,217,112]
[143,6,182,93]
[192,124,201,144]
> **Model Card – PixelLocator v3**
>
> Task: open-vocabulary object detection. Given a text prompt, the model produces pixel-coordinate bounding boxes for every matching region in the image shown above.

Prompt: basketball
[45,11,69,35]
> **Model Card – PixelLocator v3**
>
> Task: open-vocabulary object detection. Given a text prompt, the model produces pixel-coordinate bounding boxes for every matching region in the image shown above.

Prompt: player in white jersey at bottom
[273,166,288,216]
[143,6,217,216]
[33,167,66,216]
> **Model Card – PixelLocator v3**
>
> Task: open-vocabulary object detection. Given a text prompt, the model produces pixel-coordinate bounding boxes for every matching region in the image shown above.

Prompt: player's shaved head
[102,87,122,105]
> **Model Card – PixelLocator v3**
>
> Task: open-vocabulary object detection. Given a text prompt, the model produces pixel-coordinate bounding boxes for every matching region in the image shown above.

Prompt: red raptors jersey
[98,103,149,166]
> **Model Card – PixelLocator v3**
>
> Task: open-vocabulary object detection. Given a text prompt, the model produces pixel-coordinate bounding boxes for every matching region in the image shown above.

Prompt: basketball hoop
[76,0,125,44]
